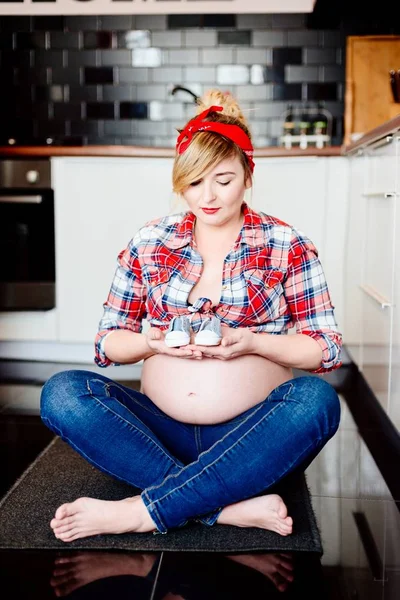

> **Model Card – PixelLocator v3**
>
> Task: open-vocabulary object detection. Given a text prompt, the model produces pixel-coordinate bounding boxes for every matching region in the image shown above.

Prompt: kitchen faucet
[170,85,199,104]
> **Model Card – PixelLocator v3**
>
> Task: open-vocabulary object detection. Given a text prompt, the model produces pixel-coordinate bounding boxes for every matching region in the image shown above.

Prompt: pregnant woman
[40,89,342,542]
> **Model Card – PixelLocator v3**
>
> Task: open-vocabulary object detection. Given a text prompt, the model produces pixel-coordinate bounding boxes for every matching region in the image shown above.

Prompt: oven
[0,159,55,311]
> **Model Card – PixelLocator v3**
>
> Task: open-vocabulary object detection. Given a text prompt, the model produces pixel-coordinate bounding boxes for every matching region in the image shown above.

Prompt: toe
[55,504,72,520]
[56,528,81,542]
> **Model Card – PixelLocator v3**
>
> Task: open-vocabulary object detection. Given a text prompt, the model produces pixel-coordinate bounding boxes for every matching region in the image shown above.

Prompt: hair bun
[196,88,248,128]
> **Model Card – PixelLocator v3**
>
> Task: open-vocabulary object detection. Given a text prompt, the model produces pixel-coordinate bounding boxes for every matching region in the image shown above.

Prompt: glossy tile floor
[0,362,399,599]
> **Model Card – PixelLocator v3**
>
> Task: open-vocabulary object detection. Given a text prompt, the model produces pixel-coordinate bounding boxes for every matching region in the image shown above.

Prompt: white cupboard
[52,157,174,343]
[344,134,400,432]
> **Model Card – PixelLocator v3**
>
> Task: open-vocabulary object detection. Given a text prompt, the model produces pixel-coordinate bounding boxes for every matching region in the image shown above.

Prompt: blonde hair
[171,89,253,207]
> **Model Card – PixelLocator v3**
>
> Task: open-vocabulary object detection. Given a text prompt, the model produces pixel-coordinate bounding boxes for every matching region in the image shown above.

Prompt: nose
[202,181,217,204]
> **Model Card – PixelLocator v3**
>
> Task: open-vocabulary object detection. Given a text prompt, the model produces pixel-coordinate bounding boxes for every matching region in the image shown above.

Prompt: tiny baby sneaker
[165,315,192,347]
[194,316,222,346]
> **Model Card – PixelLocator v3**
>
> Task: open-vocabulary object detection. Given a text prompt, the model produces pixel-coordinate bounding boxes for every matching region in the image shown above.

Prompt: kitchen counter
[0,145,343,158]
[343,113,400,154]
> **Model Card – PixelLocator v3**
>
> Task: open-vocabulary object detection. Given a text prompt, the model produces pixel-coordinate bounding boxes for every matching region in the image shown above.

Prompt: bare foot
[50,551,158,596]
[50,496,157,543]
[226,552,294,592]
[217,494,293,536]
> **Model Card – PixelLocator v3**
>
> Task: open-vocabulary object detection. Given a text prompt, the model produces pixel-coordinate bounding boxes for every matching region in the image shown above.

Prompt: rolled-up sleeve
[284,229,342,374]
[94,237,147,368]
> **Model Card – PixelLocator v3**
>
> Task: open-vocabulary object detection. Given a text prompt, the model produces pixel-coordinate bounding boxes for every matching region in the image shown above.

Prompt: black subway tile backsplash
[65,16,99,32]
[0,12,345,147]
[1,50,32,68]
[272,83,302,101]
[70,121,100,136]
[204,14,236,28]
[52,67,81,85]
[0,33,13,49]
[0,16,31,32]
[34,50,63,68]
[86,102,115,120]
[33,16,64,31]
[272,48,303,66]
[119,102,148,119]
[168,15,204,29]
[84,66,114,85]
[264,67,285,84]
[306,83,338,101]
[53,103,82,121]
[50,32,80,50]
[15,32,46,50]
[69,85,99,102]
[67,50,98,68]
[84,31,115,49]
[218,31,251,46]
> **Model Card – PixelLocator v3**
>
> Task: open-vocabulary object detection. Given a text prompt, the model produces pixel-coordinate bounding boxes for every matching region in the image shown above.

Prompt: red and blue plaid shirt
[95,202,342,374]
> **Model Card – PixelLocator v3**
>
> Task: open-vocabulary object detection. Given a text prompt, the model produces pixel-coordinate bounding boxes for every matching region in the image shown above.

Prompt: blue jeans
[40,370,340,534]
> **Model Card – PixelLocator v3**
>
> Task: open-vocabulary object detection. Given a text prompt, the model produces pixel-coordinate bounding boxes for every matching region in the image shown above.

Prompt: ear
[244,175,252,190]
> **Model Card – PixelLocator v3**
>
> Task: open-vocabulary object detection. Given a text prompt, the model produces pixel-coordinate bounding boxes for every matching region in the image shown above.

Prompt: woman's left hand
[186,326,258,360]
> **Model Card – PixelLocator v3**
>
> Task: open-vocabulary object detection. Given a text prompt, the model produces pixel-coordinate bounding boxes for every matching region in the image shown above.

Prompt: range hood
[0,0,317,17]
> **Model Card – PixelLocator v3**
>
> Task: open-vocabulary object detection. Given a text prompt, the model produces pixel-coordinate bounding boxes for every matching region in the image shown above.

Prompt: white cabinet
[52,157,174,343]
[389,138,400,431]
[344,134,400,431]
[252,157,349,337]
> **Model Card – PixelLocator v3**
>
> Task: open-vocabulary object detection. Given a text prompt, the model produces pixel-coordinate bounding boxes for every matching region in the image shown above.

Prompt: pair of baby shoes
[165,315,222,348]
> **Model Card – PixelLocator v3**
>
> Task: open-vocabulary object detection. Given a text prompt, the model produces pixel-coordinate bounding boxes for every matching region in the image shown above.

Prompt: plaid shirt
[95,202,342,374]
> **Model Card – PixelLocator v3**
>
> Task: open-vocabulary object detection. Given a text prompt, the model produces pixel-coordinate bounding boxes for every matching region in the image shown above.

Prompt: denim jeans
[40,370,340,534]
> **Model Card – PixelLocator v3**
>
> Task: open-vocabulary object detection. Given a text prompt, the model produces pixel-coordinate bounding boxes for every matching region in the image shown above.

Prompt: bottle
[283,104,295,137]
[313,102,328,136]
[299,104,311,136]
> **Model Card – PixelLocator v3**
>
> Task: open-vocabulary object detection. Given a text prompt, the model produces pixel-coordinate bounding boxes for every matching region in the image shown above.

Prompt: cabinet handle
[368,134,394,151]
[359,284,393,309]
[0,195,43,204]
[362,192,398,198]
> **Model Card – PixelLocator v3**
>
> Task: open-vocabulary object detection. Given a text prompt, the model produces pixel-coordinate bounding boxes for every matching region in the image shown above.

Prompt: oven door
[0,188,55,311]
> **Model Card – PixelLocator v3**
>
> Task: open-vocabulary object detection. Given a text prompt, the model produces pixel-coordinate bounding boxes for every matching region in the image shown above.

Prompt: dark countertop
[0,145,344,158]
[343,114,400,154]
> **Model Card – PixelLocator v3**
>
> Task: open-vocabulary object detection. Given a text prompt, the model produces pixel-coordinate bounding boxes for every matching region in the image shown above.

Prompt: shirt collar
[164,202,265,250]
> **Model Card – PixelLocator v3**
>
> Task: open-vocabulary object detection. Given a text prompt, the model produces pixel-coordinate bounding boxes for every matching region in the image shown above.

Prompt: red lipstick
[201,208,220,214]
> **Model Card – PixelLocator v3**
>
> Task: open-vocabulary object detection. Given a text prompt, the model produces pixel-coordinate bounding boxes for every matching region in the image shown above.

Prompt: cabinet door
[251,157,327,252]
[359,140,397,419]
[53,157,174,343]
[389,136,400,433]
[251,157,348,338]
[343,153,367,358]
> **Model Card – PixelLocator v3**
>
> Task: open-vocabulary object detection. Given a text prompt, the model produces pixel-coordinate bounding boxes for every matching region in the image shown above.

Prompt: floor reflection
[0,550,325,599]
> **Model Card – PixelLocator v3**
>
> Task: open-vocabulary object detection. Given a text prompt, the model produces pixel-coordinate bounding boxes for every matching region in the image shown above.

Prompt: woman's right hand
[146,327,203,359]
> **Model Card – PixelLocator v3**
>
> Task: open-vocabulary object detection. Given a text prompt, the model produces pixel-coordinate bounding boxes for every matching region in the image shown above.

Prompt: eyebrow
[214,171,236,176]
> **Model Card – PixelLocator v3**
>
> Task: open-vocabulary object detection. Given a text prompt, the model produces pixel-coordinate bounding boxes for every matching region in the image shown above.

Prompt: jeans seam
[194,426,202,455]
[84,389,183,469]
[146,397,302,509]
[144,399,267,500]
[142,490,168,533]
[41,415,154,489]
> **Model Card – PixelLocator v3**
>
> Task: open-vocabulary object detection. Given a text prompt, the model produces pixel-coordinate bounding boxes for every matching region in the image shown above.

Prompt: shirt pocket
[241,267,285,325]
[142,266,174,320]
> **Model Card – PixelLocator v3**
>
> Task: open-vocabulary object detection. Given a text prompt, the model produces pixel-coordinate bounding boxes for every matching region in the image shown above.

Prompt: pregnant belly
[141,354,293,425]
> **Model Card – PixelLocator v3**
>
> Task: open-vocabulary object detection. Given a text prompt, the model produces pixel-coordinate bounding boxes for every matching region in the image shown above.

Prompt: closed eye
[189,180,232,187]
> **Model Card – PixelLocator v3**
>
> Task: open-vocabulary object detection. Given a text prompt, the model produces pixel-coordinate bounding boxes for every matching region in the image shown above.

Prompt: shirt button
[222,285,228,290]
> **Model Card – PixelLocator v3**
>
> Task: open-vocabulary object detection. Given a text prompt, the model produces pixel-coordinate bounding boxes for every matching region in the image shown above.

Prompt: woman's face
[182,155,251,228]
